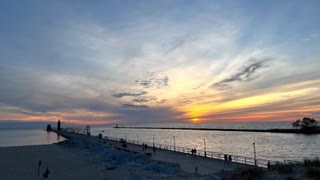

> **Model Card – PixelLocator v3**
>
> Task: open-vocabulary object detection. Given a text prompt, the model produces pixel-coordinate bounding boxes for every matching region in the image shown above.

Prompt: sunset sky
[0,0,320,125]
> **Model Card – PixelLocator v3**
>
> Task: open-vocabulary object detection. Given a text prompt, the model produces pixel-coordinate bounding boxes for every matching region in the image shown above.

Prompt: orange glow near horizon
[178,88,320,123]
[190,118,200,123]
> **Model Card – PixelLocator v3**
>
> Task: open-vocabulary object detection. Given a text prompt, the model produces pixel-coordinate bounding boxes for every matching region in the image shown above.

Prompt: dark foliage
[292,117,318,130]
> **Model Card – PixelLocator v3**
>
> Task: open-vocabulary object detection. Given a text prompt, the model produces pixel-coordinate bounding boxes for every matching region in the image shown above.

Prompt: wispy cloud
[121,104,149,109]
[212,58,272,90]
[132,96,157,103]
[111,90,148,98]
[136,72,169,89]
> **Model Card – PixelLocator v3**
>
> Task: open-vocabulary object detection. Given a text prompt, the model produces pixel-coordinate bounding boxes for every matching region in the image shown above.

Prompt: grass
[271,163,294,174]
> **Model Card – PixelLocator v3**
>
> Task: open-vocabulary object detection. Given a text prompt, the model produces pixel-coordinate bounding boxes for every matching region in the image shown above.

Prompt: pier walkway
[55,129,279,175]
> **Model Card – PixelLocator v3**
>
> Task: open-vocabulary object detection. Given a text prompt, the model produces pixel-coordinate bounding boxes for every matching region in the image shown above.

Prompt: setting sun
[191,118,200,123]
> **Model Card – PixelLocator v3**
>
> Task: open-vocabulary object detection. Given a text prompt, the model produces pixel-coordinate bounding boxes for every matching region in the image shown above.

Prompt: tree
[292,120,301,129]
[57,120,61,131]
[46,124,52,131]
[292,117,318,130]
[300,117,318,130]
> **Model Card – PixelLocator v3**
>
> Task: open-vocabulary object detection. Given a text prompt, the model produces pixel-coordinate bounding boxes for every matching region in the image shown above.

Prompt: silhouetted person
[37,160,41,177]
[229,155,232,164]
[191,149,195,155]
[144,144,147,150]
[153,146,156,153]
[194,148,197,155]
[43,166,50,178]
[194,166,198,174]
[267,161,271,169]
[224,154,228,165]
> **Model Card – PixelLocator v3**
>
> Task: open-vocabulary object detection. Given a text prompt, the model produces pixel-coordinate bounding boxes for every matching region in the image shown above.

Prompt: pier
[54,127,283,175]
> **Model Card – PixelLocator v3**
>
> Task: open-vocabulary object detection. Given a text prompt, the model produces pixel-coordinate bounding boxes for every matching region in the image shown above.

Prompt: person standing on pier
[228,155,232,164]
[224,154,229,165]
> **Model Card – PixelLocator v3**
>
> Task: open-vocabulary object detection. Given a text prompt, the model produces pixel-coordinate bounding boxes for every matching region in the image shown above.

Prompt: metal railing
[103,135,280,168]
[59,129,294,168]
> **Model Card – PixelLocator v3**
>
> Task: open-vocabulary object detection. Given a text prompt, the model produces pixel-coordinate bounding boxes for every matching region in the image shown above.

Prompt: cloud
[121,104,149,109]
[136,72,169,89]
[178,99,193,104]
[114,106,183,123]
[111,90,147,98]
[212,58,272,90]
[156,99,167,104]
[132,96,157,103]
[162,34,189,55]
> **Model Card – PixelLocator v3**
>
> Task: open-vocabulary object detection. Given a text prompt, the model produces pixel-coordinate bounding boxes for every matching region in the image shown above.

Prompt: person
[194,148,197,155]
[229,155,232,163]
[224,154,228,165]
[191,149,194,155]
[153,145,156,153]
[37,160,42,177]
[267,161,271,169]
[43,166,50,178]
[194,166,198,174]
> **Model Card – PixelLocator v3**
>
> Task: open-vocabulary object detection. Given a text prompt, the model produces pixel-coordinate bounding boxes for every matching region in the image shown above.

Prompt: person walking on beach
[224,154,229,165]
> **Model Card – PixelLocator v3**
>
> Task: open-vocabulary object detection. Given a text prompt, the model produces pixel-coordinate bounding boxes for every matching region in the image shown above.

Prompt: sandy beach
[0,144,106,180]
[0,131,243,179]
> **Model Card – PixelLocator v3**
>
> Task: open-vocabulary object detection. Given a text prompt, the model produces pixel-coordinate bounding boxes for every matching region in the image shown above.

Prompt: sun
[191,118,200,123]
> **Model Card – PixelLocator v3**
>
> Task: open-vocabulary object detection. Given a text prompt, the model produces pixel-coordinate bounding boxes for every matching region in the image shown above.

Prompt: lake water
[91,122,320,162]
[0,129,66,147]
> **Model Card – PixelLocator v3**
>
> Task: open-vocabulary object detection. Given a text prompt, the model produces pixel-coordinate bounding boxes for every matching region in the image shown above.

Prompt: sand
[0,144,104,180]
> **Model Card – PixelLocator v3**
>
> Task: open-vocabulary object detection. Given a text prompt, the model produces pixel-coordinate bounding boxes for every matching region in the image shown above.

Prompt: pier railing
[104,136,280,168]
[58,129,281,168]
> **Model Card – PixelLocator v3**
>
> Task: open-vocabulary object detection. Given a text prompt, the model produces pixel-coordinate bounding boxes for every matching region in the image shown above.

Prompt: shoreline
[115,126,320,134]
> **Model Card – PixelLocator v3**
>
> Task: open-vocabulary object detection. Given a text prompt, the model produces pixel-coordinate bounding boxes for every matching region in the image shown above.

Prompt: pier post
[152,135,155,147]
[137,134,139,144]
[173,136,176,151]
[203,139,207,157]
[253,142,257,166]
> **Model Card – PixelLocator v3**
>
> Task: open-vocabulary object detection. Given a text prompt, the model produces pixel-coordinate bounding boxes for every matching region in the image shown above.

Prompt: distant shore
[115,126,320,134]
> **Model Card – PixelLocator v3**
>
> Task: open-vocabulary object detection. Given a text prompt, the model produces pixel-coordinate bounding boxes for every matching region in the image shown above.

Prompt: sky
[0,0,320,126]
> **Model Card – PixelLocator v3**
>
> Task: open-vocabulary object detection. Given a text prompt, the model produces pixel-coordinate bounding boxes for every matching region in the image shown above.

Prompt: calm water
[0,129,66,147]
[91,122,320,162]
